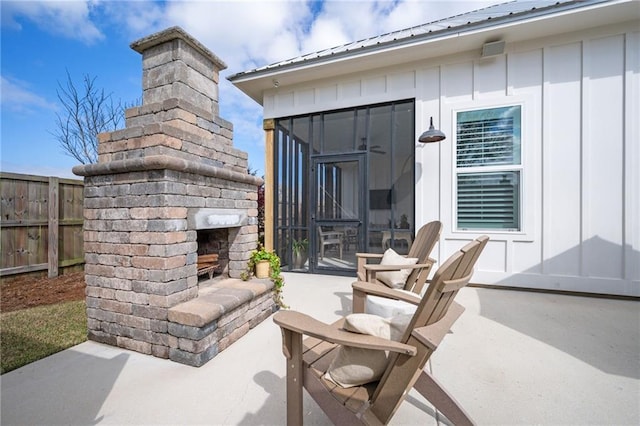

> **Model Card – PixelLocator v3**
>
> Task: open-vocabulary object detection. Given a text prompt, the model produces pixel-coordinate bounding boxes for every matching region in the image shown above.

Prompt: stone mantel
[73,155,263,187]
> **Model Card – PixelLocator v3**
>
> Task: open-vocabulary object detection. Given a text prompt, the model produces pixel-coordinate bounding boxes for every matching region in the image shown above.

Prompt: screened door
[312,155,364,273]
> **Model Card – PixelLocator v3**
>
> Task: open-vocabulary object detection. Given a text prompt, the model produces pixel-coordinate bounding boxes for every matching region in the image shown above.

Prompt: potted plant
[399,214,410,229]
[241,245,287,308]
[291,238,309,269]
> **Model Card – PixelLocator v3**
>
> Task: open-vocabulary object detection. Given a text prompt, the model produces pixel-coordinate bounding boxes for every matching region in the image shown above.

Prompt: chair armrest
[363,262,433,273]
[273,310,416,356]
[355,253,384,259]
[352,281,422,306]
[322,231,343,238]
[411,302,465,351]
[356,253,385,281]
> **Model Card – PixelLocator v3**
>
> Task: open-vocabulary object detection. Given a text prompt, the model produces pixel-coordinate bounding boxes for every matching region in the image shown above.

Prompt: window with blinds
[456,106,522,231]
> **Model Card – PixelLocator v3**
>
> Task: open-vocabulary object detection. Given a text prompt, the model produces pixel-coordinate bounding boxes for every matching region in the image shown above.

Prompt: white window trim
[442,95,536,242]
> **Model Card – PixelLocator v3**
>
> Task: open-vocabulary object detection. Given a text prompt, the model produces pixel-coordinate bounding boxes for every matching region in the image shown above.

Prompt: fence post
[48,177,59,277]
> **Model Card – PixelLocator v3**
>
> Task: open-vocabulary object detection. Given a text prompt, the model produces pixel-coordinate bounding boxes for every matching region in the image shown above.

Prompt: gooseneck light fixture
[418,116,446,143]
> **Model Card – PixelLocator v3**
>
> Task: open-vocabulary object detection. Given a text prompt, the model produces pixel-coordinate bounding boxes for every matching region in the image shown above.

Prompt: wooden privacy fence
[0,172,84,278]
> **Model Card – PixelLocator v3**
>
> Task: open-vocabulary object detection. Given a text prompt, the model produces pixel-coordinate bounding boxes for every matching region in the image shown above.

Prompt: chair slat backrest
[419,235,488,326]
[369,236,489,423]
[404,221,442,293]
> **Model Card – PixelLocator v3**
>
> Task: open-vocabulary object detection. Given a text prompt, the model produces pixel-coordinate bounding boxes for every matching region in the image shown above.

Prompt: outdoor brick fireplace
[73,27,275,366]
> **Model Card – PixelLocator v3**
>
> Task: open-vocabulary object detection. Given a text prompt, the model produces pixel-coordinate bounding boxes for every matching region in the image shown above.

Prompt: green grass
[1,301,87,374]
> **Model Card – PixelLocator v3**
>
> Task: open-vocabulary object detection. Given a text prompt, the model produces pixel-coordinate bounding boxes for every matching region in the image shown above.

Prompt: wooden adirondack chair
[319,227,344,260]
[354,221,442,317]
[356,221,442,295]
[274,235,489,425]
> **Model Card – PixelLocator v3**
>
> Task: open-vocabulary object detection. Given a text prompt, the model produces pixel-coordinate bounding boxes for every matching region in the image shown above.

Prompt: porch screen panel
[392,102,414,234]
[274,99,415,270]
[274,118,310,268]
[276,124,288,229]
[323,110,355,154]
[316,161,359,221]
[368,105,393,232]
[292,117,309,228]
[367,101,414,253]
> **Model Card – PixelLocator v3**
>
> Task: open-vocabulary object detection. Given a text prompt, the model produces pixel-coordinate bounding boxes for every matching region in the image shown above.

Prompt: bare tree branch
[51,71,129,164]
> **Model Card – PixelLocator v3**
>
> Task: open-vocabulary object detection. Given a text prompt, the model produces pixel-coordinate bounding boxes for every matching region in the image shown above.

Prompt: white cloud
[150,0,501,75]
[0,76,57,113]
[302,0,502,53]
[2,0,104,44]
[381,1,501,32]
[302,14,352,54]
[99,0,165,37]
[157,1,312,71]
[309,1,377,43]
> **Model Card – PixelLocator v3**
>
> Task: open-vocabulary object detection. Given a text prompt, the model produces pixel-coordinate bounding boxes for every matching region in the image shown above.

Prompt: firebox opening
[196,229,229,280]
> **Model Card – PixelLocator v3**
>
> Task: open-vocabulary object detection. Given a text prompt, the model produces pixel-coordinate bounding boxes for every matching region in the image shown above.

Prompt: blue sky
[1,0,503,179]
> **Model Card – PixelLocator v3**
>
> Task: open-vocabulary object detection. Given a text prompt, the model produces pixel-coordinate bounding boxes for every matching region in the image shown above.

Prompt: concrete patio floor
[1,272,639,425]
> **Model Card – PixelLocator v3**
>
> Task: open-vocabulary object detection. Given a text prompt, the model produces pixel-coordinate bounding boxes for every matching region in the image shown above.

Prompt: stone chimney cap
[130,26,227,71]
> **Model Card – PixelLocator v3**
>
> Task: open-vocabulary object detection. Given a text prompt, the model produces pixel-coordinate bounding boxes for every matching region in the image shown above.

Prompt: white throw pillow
[366,289,421,318]
[324,313,412,388]
[343,313,412,341]
[376,248,418,289]
[323,346,388,388]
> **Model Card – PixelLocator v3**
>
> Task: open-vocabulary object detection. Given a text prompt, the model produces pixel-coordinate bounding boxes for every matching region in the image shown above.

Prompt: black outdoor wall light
[418,116,446,143]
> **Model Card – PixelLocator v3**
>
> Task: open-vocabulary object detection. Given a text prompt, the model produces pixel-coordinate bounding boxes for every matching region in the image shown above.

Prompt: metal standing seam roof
[227,0,613,81]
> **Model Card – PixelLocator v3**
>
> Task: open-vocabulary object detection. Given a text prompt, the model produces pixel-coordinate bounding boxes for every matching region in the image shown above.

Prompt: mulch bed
[1,272,86,313]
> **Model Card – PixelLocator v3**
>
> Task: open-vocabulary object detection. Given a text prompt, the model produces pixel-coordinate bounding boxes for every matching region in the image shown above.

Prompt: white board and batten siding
[262,22,639,297]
